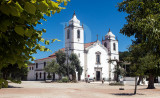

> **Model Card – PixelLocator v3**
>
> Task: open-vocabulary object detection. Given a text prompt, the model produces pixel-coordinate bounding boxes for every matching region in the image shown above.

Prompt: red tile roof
[35,42,95,61]
[49,48,65,57]
[84,42,96,48]
[34,56,56,61]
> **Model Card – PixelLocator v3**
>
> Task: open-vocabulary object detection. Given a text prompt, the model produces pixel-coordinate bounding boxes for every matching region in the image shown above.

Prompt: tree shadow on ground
[111,93,144,96]
[8,85,23,88]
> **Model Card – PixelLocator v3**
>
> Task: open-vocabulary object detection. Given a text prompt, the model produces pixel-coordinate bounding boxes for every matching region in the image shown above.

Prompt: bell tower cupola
[102,28,119,60]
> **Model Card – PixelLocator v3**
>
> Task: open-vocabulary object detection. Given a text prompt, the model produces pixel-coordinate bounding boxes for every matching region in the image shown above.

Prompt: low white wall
[158,77,160,83]
[124,77,135,81]
[123,77,148,85]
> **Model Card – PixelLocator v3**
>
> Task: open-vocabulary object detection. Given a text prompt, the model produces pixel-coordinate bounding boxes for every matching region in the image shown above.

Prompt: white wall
[27,66,35,81]
[33,58,59,80]
[86,41,110,80]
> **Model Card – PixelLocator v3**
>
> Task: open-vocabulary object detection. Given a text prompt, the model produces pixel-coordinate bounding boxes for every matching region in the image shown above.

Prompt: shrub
[58,80,63,83]
[62,77,69,83]
[109,82,124,86]
[47,74,52,79]
[71,80,77,83]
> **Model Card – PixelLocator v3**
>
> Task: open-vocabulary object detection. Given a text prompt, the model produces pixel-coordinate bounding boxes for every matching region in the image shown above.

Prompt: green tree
[119,51,130,62]
[138,53,160,89]
[126,45,160,94]
[0,0,70,69]
[114,67,126,78]
[69,53,83,81]
[0,0,69,88]
[127,45,147,94]
[1,64,28,80]
[118,0,160,89]
[0,63,28,88]
[119,51,131,76]
[44,59,59,80]
[55,50,67,79]
[109,59,124,82]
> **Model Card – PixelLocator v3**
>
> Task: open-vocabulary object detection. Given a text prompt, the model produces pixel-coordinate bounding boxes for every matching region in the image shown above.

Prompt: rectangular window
[77,31,80,38]
[36,63,38,68]
[44,62,46,68]
[96,55,100,64]
[67,29,70,39]
[113,43,116,51]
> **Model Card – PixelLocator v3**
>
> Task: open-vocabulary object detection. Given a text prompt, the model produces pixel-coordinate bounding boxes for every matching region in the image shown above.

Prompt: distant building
[27,12,119,81]
[27,63,35,81]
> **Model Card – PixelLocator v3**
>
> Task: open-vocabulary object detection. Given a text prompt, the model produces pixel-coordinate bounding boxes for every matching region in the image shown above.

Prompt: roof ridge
[84,41,96,44]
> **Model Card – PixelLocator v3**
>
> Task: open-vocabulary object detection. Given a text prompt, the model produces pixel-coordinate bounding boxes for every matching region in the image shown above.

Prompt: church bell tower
[65,12,85,80]
[102,28,119,80]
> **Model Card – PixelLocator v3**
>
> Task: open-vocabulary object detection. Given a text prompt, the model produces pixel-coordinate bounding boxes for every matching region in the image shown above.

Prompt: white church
[27,12,119,81]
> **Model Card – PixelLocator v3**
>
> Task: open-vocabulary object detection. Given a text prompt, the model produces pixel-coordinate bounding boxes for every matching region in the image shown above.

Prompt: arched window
[67,29,70,39]
[104,42,107,48]
[113,43,116,51]
[77,30,80,38]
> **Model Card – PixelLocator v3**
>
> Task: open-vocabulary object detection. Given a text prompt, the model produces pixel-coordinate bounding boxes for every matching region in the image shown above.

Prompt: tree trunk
[78,72,81,81]
[147,75,155,89]
[72,72,76,81]
[137,76,143,85]
[52,73,55,81]
[134,77,138,95]
[59,74,62,80]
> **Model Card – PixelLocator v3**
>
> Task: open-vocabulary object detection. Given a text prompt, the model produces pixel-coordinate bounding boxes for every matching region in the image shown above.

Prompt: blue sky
[32,0,134,60]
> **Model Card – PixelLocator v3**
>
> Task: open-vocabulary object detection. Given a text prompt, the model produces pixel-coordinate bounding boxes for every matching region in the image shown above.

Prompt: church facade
[27,12,119,81]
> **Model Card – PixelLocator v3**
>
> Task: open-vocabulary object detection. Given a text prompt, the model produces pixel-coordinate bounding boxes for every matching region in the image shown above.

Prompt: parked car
[85,78,95,83]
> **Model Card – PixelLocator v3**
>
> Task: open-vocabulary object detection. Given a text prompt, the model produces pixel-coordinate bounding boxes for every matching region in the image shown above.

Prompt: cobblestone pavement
[0,81,160,98]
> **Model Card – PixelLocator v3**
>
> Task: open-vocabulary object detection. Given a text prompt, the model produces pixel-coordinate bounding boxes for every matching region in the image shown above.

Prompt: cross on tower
[97,34,98,41]
[73,10,75,15]
[109,28,110,32]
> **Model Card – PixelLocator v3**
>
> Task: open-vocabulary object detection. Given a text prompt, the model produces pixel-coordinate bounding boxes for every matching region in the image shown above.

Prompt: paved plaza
[0,81,160,98]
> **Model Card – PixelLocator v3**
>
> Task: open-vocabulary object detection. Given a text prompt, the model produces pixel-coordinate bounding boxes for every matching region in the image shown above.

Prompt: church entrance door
[94,67,102,81]
[96,71,100,81]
